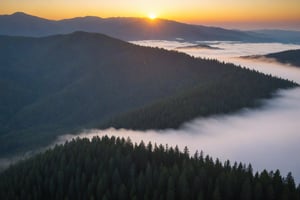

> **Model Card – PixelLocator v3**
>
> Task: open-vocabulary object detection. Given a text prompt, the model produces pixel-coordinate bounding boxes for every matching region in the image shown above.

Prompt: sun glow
[1,0,300,30]
[148,13,157,20]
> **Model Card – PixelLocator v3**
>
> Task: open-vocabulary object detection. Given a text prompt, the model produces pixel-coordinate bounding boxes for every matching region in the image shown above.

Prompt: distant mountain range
[253,30,300,44]
[1,12,300,43]
[0,32,295,157]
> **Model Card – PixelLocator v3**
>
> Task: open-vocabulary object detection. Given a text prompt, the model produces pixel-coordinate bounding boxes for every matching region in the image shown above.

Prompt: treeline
[1,136,299,200]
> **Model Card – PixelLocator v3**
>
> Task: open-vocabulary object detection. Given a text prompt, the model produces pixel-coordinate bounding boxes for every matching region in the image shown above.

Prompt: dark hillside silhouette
[0,32,296,157]
[265,49,300,67]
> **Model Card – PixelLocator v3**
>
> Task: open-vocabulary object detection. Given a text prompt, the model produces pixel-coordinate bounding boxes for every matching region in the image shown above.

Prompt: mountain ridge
[265,49,300,67]
[241,49,300,67]
[0,31,296,157]
[0,12,277,42]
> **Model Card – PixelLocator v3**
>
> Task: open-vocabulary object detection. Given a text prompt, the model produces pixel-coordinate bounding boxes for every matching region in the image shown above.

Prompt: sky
[1,0,300,30]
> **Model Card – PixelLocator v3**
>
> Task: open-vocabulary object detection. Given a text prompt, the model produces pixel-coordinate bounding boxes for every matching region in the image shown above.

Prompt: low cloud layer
[57,87,300,183]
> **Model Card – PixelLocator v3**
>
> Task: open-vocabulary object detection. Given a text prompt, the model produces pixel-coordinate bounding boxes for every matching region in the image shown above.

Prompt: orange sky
[1,0,300,30]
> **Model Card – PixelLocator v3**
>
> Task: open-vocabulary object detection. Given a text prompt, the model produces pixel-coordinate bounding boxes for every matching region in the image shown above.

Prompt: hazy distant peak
[10,12,43,19]
[7,11,52,23]
[11,12,28,16]
[60,15,104,22]
[65,31,112,39]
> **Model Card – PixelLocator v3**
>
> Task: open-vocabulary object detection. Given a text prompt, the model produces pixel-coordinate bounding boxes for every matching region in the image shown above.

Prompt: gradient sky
[1,0,300,30]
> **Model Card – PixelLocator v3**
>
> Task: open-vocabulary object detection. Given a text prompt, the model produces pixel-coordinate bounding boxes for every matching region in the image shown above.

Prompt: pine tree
[240,178,252,200]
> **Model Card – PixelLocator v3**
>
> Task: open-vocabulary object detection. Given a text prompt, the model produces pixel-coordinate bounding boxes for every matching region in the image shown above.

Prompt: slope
[265,49,300,67]
[0,32,296,157]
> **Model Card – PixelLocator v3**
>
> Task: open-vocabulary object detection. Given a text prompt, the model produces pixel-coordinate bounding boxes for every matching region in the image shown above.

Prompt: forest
[0,136,299,200]
[101,66,295,129]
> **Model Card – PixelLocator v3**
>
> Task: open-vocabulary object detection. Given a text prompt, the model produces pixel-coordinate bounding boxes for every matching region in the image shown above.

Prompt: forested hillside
[265,49,300,67]
[0,32,296,157]
[101,67,294,129]
[0,136,299,200]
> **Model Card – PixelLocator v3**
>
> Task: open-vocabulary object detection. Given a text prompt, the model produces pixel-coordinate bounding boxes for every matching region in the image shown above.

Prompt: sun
[148,13,157,20]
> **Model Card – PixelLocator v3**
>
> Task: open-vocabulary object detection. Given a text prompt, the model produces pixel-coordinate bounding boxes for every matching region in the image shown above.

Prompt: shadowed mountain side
[0,32,296,157]
[101,71,296,130]
[0,12,280,42]
[175,44,222,50]
[265,49,300,67]
[241,49,300,67]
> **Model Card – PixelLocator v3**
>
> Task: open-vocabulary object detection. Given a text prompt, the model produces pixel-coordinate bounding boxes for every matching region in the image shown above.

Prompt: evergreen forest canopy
[0,32,297,158]
[0,136,299,200]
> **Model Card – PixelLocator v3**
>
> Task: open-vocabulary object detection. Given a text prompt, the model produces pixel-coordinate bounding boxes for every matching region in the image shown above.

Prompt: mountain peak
[11,12,30,17]
[9,12,48,21]
[67,31,112,39]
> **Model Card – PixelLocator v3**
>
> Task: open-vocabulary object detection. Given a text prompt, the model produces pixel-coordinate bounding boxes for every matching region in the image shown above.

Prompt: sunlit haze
[1,0,300,30]
[148,13,157,20]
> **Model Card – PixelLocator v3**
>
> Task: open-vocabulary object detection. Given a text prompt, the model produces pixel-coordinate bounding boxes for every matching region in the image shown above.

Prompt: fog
[132,40,300,60]
[133,40,300,82]
[57,87,300,181]
[55,41,300,182]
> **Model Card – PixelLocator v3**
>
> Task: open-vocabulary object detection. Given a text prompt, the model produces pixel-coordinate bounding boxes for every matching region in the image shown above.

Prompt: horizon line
[1,11,300,32]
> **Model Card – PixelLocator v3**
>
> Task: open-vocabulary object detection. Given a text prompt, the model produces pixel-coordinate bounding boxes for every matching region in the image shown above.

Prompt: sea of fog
[3,41,300,183]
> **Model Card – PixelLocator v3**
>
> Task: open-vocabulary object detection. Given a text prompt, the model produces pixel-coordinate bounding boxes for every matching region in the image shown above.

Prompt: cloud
[56,87,300,183]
